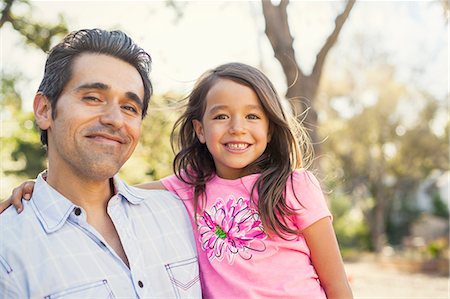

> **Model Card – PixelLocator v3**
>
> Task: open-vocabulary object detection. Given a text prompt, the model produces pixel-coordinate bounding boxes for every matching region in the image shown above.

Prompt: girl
[5,63,352,298]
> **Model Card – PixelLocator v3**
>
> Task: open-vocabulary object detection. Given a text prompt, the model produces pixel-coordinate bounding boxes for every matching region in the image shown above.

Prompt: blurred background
[1,0,448,297]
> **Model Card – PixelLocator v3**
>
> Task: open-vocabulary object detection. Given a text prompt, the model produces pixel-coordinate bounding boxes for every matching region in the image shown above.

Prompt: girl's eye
[247,114,260,120]
[214,114,228,120]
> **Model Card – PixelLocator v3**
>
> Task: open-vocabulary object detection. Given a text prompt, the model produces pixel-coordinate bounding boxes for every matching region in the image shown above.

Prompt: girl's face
[193,79,271,180]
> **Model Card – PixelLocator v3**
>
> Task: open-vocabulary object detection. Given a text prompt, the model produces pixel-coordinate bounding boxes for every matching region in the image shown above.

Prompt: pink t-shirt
[161,170,331,298]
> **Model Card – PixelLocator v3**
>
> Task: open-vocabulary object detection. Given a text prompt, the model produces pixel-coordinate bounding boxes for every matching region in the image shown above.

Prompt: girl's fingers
[6,181,35,213]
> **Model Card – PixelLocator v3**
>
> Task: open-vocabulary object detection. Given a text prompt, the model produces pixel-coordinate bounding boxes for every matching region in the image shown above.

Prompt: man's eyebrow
[125,92,143,109]
[75,82,109,92]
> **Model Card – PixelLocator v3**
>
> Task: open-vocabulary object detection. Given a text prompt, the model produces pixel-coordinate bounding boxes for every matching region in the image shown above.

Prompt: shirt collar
[32,173,76,234]
[32,173,146,233]
[113,176,145,205]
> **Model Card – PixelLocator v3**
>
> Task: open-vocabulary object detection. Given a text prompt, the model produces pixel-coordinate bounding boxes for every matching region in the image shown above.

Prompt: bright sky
[1,0,448,111]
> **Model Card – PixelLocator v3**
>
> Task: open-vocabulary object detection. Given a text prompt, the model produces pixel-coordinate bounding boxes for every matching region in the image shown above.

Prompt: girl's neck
[215,167,261,180]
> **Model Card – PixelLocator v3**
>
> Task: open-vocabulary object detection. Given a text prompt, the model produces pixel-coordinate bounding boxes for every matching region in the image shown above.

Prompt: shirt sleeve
[287,170,332,231]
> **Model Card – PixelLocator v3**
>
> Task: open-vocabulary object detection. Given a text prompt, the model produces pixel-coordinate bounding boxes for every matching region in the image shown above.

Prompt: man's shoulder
[123,186,191,222]
[0,201,37,227]
[0,201,42,250]
[130,188,185,210]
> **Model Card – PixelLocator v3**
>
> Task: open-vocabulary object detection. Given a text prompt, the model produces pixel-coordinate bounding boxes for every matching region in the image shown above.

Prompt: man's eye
[247,114,260,120]
[83,96,100,102]
[214,114,228,120]
[123,105,138,113]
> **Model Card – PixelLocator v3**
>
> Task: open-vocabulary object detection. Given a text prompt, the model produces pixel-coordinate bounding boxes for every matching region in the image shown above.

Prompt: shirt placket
[68,205,138,295]
[108,195,149,298]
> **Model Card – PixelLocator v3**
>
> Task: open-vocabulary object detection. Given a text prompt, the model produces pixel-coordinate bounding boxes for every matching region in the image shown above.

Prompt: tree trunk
[363,180,388,253]
[372,196,387,253]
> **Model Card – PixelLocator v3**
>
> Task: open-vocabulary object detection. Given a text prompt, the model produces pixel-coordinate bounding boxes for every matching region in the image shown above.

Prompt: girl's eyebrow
[208,105,228,113]
[208,104,263,113]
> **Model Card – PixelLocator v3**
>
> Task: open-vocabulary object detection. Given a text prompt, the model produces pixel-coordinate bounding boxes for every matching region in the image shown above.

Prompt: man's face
[37,53,145,181]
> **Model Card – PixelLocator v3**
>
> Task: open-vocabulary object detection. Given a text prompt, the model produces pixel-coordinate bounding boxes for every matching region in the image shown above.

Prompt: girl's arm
[303,217,353,299]
[135,181,167,190]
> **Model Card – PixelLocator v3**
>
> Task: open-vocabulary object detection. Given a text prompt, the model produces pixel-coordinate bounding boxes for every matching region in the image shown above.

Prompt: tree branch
[0,0,15,28]
[11,15,68,52]
[311,0,355,82]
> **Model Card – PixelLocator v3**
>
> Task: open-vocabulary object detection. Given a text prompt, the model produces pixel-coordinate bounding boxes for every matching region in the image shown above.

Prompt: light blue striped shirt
[0,174,201,298]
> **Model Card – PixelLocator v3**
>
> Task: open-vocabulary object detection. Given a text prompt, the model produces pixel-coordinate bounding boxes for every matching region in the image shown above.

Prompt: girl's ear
[192,119,206,144]
[34,93,52,130]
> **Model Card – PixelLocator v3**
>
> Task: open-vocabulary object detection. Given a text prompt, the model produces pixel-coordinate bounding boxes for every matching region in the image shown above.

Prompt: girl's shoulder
[287,170,331,228]
[291,169,322,189]
[287,169,326,203]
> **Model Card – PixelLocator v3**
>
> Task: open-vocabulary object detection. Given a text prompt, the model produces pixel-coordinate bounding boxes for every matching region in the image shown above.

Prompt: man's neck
[45,168,114,212]
[45,168,129,267]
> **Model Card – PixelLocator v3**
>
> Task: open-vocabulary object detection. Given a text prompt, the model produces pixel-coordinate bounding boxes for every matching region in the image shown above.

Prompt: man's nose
[100,104,124,128]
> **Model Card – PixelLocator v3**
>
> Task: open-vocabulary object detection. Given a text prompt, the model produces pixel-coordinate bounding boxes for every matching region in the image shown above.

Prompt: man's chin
[79,163,122,181]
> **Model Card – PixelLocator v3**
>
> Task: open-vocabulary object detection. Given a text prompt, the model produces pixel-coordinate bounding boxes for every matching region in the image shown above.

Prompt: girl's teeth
[227,143,248,149]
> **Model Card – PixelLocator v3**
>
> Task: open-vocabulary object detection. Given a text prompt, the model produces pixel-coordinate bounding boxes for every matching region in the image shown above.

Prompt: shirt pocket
[44,279,115,299]
[165,257,201,298]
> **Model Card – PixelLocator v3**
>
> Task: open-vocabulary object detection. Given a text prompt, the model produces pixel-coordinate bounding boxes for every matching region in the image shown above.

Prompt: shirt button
[74,208,81,216]
[138,280,144,288]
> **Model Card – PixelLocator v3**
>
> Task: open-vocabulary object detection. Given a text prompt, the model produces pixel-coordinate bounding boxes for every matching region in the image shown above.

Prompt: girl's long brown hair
[171,62,313,238]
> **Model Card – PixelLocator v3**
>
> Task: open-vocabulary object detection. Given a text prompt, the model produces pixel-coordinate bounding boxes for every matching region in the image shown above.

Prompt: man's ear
[33,93,52,130]
[192,119,206,144]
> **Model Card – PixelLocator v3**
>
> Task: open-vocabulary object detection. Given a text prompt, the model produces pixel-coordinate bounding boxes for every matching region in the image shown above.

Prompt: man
[0,29,201,298]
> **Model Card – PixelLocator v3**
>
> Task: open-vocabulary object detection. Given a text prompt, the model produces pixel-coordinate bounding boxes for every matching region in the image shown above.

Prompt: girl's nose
[229,119,246,135]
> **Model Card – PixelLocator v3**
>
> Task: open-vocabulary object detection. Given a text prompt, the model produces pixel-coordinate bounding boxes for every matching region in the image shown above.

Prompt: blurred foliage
[321,62,449,252]
[432,192,449,219]
[385,195,421,246]
[1,0,68,52]
[1,72,22,110]
[330,193,371,251]
[1,73,47,180]
[425,238,448,259]
[3,112,46,178]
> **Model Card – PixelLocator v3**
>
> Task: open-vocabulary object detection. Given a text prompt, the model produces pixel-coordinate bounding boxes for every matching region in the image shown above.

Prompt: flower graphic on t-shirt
[197,196,266,264]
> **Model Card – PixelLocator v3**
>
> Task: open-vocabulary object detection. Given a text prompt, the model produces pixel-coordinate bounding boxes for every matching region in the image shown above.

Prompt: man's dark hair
[37,28,152,145]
